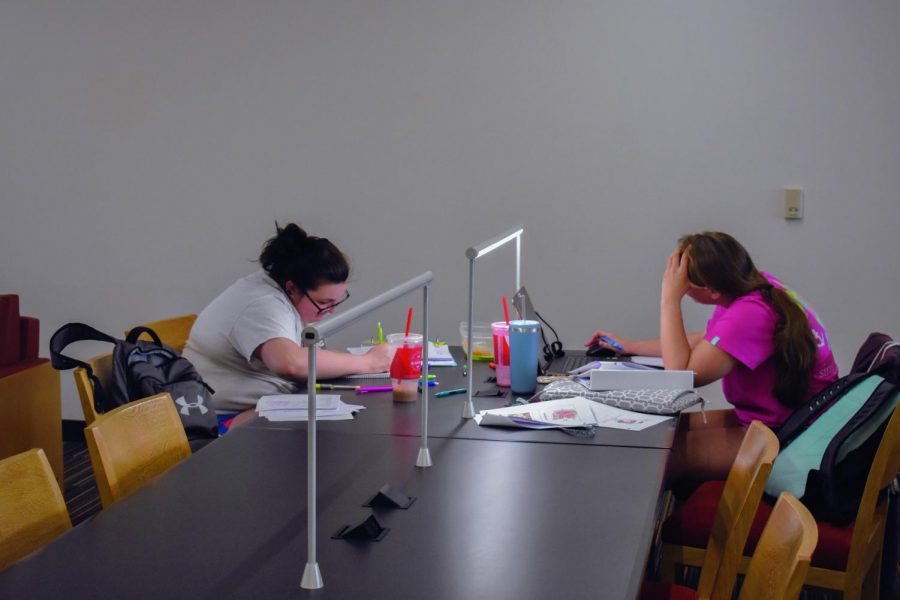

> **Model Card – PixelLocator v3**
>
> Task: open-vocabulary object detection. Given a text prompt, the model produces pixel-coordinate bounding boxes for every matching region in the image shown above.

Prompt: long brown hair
[678,232,817,406]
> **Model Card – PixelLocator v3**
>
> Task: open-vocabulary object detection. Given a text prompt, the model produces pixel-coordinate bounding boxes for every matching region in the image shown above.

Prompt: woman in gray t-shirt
[184,223,392,423]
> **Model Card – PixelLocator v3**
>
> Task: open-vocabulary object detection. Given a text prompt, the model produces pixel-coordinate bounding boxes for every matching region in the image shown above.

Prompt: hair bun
[260,221,349,289]
[279,222,310,248]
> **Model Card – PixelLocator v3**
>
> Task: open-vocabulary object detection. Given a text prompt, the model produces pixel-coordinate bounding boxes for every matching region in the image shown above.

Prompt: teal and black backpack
[765,332,899,525]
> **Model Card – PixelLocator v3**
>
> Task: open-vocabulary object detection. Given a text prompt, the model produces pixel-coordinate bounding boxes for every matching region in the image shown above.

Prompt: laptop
[511,286,595,374]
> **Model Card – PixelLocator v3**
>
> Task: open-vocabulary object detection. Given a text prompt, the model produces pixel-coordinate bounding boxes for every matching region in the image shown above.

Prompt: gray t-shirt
[184,270,303,412]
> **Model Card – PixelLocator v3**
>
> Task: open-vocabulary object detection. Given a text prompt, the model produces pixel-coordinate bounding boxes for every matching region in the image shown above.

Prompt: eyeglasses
[303,289,350,315]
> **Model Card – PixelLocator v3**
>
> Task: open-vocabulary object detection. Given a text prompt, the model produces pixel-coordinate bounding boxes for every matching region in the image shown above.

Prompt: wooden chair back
[738,492,818,600]
[0,448,72,571]
[84,393,191,509]
[73,352,113,425]
[125,314,197,353]
[696,420,780,600]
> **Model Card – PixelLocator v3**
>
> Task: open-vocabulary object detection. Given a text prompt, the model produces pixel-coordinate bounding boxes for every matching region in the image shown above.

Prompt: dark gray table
[249,347,677,450]
[0,426,668,599]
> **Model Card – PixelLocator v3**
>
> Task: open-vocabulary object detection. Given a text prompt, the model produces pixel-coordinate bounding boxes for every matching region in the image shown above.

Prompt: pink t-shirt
[704,273,838,427]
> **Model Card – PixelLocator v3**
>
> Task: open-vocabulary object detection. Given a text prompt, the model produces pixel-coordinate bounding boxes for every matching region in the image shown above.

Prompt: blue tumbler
[509,320,540,395]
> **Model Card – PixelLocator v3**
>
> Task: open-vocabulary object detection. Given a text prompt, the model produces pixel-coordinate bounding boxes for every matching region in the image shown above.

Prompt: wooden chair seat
[0,449,72,571]
[85,393,192,508]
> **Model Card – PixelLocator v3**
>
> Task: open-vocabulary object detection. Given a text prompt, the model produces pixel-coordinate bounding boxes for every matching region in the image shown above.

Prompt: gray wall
[2,1,898,419]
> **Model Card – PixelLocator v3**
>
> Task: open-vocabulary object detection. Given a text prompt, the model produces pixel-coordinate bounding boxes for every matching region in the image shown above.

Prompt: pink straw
[502,295,510,324]
[404,306,413,337]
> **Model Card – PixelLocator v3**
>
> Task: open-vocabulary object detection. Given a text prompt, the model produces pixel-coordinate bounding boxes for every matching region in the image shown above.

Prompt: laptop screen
[511,286,596,374]
[511,286,538,322]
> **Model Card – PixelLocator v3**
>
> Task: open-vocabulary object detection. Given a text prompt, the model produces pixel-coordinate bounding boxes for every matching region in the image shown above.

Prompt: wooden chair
[0,448,72,571]
[0,361,64,486]
[125,314,197,353]
[645,421,780,600]
[661,404,900,599]
[73,352,113,425]
[84,393,191,508]
[645,492,817,600]
[738,492,818,600]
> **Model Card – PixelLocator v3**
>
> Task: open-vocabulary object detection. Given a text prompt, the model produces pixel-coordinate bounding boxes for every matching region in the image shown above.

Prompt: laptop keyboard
[547,354,592,374]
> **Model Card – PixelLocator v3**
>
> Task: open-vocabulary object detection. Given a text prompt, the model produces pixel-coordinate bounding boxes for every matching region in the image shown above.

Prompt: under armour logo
[175,395,209,415]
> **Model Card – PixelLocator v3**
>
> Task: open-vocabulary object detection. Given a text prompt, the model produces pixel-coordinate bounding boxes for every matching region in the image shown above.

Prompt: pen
[434,387,467,398]
[377,322,384,345]
[316,383,359,391]
[599,336,624,352]
[356,386,393,394]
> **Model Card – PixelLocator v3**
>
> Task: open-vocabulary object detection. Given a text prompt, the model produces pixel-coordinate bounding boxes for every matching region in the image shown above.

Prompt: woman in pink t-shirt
[587,231,838,483]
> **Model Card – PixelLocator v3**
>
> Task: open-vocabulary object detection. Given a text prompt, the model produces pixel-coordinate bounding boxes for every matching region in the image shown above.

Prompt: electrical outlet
[784,188,803,220]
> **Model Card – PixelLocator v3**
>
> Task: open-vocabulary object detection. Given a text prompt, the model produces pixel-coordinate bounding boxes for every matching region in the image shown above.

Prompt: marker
[435,387,467,398]
[417,380,438,388]
[316,383,358,391]
[420,374,436,381]
[376,322,384,345]
[462,364,467,377]
[598,336,624,352]
[356,386,392,394]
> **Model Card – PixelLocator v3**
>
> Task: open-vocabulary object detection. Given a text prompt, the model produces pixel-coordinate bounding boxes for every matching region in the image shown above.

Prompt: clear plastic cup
[387,333,423,402]
[459,321,494,361]
[491,321,511,387]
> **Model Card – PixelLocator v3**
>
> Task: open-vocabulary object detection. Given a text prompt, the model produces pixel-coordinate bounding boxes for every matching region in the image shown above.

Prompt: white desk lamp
[299,271,434,590]
[463,226,524,418]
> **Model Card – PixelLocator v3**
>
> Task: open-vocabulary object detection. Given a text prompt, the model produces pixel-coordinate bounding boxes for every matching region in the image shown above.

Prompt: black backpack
[49,323,219,443]
[765,332,900,524]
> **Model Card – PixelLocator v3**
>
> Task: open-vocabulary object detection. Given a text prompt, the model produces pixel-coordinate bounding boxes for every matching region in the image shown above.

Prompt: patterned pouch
[538,379,703,415]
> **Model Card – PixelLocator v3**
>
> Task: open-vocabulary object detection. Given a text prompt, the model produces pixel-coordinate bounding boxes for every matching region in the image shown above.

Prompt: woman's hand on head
[661,247,691,306]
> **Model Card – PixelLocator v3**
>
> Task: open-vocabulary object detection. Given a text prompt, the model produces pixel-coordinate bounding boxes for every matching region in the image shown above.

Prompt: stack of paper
[474,396,671,431]
[256,394,365,422]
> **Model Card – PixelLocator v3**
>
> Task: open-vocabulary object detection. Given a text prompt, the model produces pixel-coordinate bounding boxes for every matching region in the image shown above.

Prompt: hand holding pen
[585,330,627,353]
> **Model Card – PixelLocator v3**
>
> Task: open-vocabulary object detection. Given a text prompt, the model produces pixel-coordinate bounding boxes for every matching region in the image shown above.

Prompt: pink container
[491,321,511,387]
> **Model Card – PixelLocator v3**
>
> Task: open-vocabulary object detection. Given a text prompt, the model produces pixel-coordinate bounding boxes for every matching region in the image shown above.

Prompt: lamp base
[416,447,432,467]
[300,562,323,589]
[461,398,475,419]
